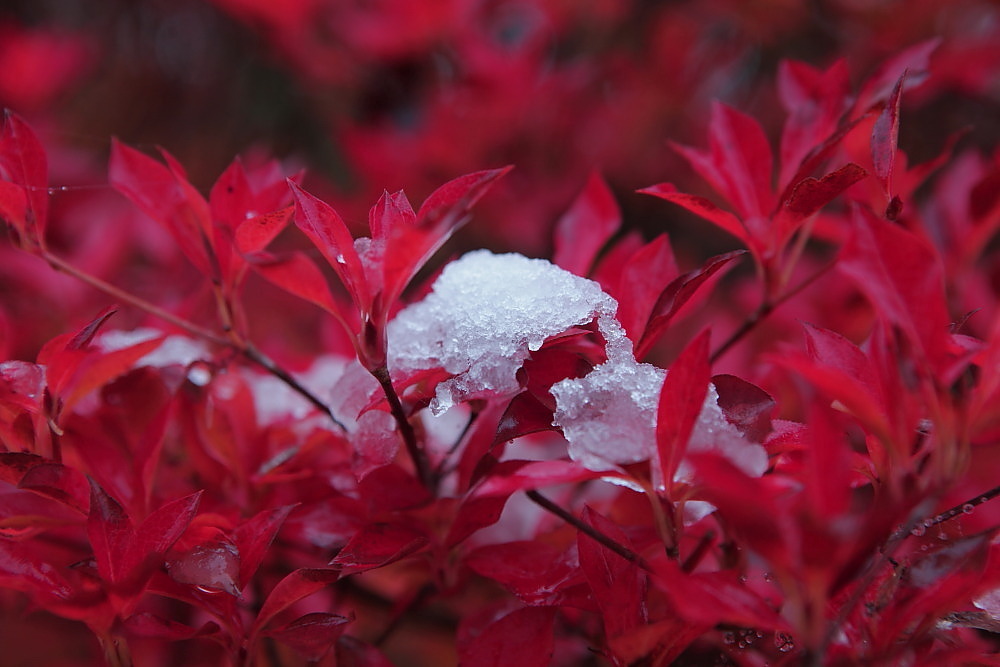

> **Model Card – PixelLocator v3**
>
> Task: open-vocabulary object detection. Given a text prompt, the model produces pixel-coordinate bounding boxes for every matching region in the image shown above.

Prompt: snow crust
[388,250,768,478]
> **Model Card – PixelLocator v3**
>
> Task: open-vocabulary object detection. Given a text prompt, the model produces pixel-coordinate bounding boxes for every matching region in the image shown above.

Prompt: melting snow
[388,250,768,479]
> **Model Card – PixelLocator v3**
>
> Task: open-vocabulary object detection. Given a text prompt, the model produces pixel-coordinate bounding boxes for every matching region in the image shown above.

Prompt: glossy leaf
[552,172,620,276]
[657,330,711,485]
[267,612,352,661]
[252,567,340,636]
[233,504,296,590]
[329,521,428,572]
[457,606,556,667]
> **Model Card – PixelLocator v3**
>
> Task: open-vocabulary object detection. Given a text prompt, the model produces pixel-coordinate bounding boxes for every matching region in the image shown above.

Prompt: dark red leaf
[552,171,621,276]
[87,478,132,584]
[0,538,72,599]
[871,73,905,199]
[494,391,558,443]
[457,606,556,667]
[233,504,296,591]
[855,39,939,112]
[465,540,587,607]
[124,613,220,640]
[329,522,427,573]
[267,612,352,661]
[18,462,90,513]
[638,250,745,358]
[471,459,609,499]
[711,374,775,443]
[653,559,788,630]
[578,506,645,640]
[334,635,394,667]
[657,331,711,485]
[252,567,340,636]
[125,490,202,579]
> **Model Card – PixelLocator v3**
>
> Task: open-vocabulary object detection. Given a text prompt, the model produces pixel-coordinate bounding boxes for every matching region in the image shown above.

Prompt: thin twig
[710,259,835,363]
[371,365,433,490]
[43,250,346,431]
[526,489,651,571]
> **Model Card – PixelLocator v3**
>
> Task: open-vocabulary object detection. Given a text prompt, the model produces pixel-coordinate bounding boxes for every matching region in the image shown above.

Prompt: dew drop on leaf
[964,503,976,514]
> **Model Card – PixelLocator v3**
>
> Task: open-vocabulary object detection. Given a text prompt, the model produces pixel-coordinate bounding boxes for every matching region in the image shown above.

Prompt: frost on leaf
[390,250,766,480]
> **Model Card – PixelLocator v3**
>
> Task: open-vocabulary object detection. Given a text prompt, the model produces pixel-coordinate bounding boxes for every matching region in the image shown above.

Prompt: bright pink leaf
[552,172,620,276]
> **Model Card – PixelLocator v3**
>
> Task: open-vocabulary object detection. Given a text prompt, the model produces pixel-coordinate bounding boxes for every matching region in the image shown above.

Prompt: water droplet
[723,631,736,645]
[335,254,346,264]
[763,571,774,583]
[738,575,748,584]
[963,503,975,514]
[775,631,795,653]
[195,584,223,594]
[911,523,927,536]
[981,496,989,504]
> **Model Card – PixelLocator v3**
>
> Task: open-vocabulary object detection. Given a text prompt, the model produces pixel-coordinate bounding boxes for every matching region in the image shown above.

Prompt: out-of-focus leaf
[639,183,749,246]
[457,606,556,667]
[124,613,220,640]
[871,74,905,201]
[578,506,645,640]
[267,612,352,662]
[0,538,71,598]
[329,521,427,573]
[465,540,588,607]
[552,172,620,276]
[0,110,48,242]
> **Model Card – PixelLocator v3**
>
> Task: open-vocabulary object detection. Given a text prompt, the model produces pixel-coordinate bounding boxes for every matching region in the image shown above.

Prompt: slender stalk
[526,489,651,571]
[371,365,432,490]
[43,250,346,431]
[710,259,835,363]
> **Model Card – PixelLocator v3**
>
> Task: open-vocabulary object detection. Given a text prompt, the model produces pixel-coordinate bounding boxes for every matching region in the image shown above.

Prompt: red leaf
[465,541,586,607]
[871,73,905,200]
[0,110,48,242]
[775,163,867,242]
[289,181,370,312]
[109,140,213,275]
[839,206,952,373]
[445,494,509,548]
[252,568,340,636]
[657,331,711,485]
[855,38,939,112]
[250,251,351,327]
[653,559,788,630]
[609,235,679,344]
[711,374,775,442]
[0,538,72,599]
[578,506,645,639]
[415,166,512,231]
[234,205,294,254]
[457,606,556,667]
[18,462,90,513]
[471,459,607,498]
[639,183,750,245]
[125,490,202,579]
[233,504,296,591]
[330,522,428,573]
[552,172,620,276]
[777,58,851,188]
[87,479,132,584]
[124,613,219,640]
[638,250,744,359]
[802,401,852,517]
[494,391,558,443]
[267,612,352,661]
